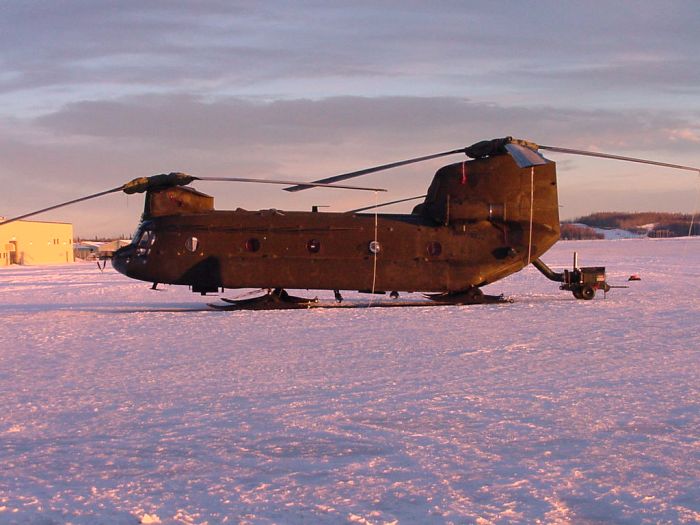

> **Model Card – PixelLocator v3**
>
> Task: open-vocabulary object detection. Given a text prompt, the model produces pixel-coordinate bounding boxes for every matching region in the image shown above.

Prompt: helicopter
[2,137,698,309]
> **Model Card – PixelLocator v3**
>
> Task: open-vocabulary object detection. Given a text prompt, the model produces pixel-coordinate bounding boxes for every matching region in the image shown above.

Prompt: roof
[0,218,73,226]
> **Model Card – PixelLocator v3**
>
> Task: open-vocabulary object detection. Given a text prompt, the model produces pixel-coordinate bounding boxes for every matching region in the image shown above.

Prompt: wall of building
[0,220,74,266]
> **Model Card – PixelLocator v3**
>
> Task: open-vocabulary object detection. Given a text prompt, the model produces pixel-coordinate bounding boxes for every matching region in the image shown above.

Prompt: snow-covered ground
[589,227,645,240]
[569,223,645,240]
[1,238,699,524]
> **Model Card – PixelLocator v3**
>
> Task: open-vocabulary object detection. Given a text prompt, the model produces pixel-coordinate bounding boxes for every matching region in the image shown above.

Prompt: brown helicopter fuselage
[112,154,560,294]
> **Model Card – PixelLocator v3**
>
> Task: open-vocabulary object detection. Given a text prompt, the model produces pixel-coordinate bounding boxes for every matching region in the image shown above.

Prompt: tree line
[561,212,699,239]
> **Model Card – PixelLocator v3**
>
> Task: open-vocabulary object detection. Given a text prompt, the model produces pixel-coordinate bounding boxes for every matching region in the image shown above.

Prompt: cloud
[32,94,700,153]
[2,2,699,234]
[2,1,699,103]
[665,128,700,144]
[0,94,695,234]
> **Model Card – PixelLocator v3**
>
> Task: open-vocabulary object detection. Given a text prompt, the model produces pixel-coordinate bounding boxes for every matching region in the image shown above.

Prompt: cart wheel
[580,286,595,300]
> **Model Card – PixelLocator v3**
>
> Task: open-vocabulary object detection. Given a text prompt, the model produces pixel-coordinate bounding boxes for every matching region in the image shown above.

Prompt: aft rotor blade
[283,148,467,192]
[504,143,548,168]
[0,186,125,226]
[195,176,386,192]
[539,145,700,173]
[347,195,427,213]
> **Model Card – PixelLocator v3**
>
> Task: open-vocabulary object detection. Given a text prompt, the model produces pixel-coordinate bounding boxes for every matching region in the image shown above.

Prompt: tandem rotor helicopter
[2,137,698,309]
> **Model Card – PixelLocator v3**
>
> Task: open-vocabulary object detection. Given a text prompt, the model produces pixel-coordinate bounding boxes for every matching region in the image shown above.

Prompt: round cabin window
[427,241,442,257]
[307,239,321,253]
[245,238,261,252]
[368,240,381,254]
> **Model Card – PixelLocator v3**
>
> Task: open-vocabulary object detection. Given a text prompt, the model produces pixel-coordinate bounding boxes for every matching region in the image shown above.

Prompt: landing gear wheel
[580,286,595,300]
[573,289,583,299]
[390,291,399,299]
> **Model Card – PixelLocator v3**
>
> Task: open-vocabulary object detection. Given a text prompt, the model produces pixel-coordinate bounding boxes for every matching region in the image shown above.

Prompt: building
[97,239,131,258]
[73,239,131,261]
[73,241,102,260]
[0,218,75,266]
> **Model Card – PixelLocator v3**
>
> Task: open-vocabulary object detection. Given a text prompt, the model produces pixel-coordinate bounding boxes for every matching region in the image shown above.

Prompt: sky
[1,1,699,237]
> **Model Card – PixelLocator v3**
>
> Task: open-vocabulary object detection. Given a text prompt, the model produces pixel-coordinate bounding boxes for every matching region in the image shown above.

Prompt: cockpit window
[131,222,153,245]
[135,230,156,256]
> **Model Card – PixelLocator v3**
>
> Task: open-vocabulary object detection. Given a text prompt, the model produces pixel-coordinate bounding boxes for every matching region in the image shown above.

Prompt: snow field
[1,237,699,524]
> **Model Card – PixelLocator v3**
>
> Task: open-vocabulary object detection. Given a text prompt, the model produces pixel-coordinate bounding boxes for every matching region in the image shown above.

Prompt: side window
[185,237,198,252]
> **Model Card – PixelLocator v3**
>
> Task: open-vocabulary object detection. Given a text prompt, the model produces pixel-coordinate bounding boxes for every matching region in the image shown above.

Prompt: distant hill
[562,212,699,239]
[560,223,605,240]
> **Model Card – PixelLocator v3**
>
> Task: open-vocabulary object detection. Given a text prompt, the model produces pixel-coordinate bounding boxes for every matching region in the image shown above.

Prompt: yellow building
[0,218,74,266]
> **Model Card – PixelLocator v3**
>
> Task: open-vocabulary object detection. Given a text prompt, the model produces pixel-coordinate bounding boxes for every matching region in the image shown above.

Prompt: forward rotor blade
[195,176,386,192]
[283,148,467,192]
[347,195,427,213]
[539,145,700,173]
[0,186,125,226]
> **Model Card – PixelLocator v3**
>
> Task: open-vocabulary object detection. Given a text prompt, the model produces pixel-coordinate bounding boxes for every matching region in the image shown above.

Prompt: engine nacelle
[416,154,559,234]
[144,186,214,218]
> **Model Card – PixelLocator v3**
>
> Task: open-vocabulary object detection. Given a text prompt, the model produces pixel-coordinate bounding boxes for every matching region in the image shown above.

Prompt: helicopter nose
[111,245,134,276]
